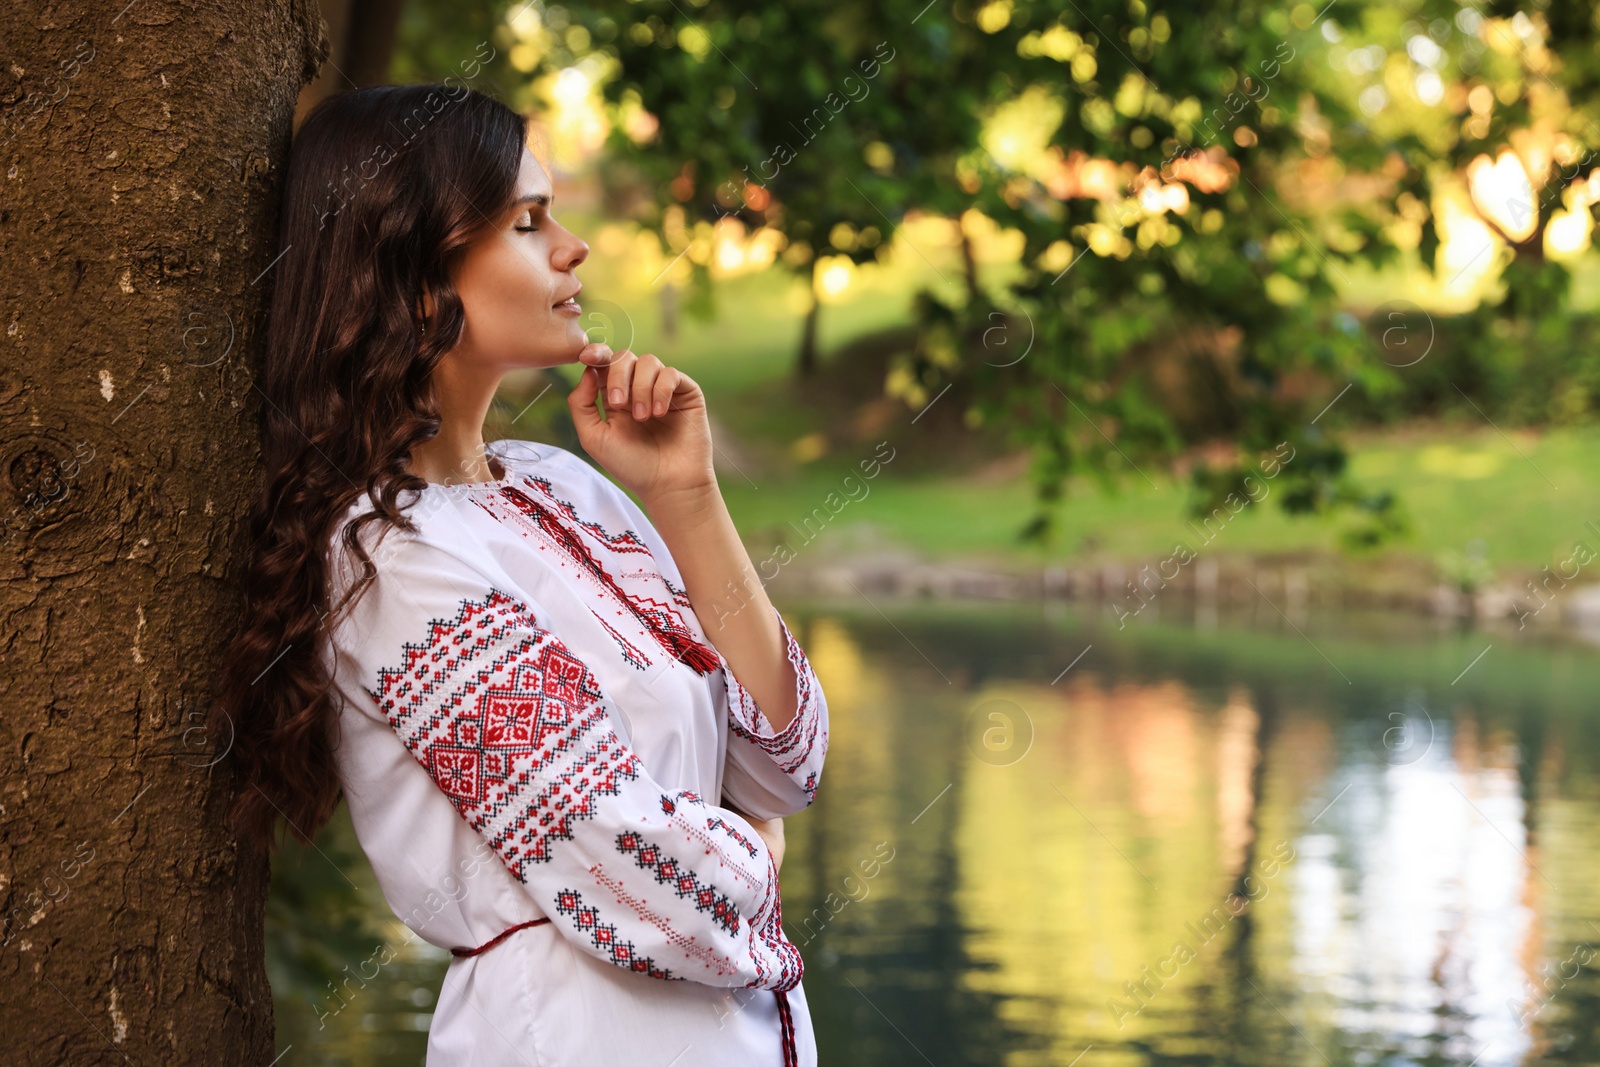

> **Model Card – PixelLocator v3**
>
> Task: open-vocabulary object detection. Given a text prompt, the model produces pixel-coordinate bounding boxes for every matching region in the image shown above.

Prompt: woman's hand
[725,800,786,873]
[567,342,716,504]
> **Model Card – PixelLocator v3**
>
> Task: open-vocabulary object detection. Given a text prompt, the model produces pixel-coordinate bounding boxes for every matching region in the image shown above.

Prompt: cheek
[453,242,586,357]
[515,250,558,302]
[461,246,552,320]
[486,243,555,304]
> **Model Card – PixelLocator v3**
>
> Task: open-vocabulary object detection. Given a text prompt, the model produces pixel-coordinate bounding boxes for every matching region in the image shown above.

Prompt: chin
[560,325,594,354]
[533,333,589,367]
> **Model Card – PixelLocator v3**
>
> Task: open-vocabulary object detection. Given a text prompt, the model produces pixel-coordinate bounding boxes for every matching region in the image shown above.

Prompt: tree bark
[296,0,356,124]
[0,1,326,1062]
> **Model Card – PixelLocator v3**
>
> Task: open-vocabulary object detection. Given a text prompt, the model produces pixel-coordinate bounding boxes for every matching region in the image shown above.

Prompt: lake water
[269,599,1600,1066]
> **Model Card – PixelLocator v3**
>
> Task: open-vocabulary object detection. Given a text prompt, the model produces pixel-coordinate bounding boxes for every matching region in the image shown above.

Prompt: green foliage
[393,0,1600,549]
[1340,305,1600,427]
[1436,541,1495,594]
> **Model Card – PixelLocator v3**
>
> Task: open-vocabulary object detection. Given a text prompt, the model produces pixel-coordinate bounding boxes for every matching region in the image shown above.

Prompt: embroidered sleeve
[559,453,831,821]
[716,606,830,820]
[340,533,803,992]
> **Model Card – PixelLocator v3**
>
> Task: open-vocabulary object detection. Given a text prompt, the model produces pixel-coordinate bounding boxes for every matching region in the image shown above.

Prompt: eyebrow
[511,193,552,209]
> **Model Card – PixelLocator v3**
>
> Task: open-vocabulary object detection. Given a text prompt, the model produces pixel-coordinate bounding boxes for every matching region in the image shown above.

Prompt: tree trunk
[294,0,405,125]
[341,0,404,87]
[960,228,982,306]
[659,279,679,341]
[0,2,326,1062]
[796,268,821,378]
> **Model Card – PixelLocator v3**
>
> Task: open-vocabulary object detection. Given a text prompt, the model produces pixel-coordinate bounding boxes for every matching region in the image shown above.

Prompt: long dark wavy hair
[212,83,529,852]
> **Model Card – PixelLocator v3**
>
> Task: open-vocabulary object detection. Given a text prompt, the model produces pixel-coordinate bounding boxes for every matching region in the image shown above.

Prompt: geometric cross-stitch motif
[721,610,830,806]
[554,887,674,979]
[660,791,760,861]
[615,830,743,937]
[703,815,761,860]
[587,608,654,672]
[368,588,642,879]
[363,581,805,992]
[474,479,723,675]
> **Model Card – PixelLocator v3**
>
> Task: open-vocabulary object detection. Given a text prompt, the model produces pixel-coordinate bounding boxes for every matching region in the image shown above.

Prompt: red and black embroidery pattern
[476,478,722,674]
[723,611,829,805]
[704,816,760,860]
[554,888,674,979]
[615,831,742,937]
[368,589,643,877]
[520,474,698,615]
[589,610,653,672]
[365,583,805,992]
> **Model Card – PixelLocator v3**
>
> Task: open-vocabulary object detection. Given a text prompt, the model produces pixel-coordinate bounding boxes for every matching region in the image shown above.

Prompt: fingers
[605,350,637,411]
[630,354,668,420]
[566,360,604,433]
[578,345,678,421]
[650,366,680,417]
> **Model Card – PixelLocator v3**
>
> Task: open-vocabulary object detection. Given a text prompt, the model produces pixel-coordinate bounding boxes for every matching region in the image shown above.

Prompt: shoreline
[762,546,1600,643]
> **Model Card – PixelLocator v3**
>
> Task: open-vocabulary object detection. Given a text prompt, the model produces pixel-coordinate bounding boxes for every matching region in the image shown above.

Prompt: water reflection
[269,604,1600,1066]
[1293,723,1534,1066]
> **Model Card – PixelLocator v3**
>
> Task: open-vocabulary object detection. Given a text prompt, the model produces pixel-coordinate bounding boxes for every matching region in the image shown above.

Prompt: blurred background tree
[305,0,1600,552]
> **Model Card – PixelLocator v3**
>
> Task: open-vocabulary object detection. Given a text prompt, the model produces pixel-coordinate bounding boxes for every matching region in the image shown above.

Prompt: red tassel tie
[775,989,798,1067]
[450,917,552,958]
[457,917,799,1064]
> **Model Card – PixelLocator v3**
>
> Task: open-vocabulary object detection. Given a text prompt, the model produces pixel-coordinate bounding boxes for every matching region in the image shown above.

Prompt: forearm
[640,481,800,733]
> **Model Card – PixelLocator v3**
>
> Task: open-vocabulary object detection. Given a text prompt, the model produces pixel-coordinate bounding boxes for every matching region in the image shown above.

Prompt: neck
[408,358,505,486]
[410,426,503,486]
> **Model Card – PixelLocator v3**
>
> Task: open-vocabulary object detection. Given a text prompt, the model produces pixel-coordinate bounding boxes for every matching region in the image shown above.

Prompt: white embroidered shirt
[322,438,828,1066]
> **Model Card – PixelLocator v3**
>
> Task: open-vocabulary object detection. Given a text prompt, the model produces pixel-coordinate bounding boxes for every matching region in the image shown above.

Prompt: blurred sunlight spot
[552,66,590,105]
[1434,185,1500,294]
[617,88,659,144]
[1037,239,1076,273]
[814,256,856,302]
[1418,444,1506,480]
[981,85,1066,178]
[536,66,609,167]
[790,432,828,464]
[1016,23,1086,62]
[677,24,711,60]
[1544,205,1592,260]
[1414,71,1444,105]
[1265,273,1307,305]
[508,5,540,37]
[1467,150,1537,242]
[976,0,1012,33]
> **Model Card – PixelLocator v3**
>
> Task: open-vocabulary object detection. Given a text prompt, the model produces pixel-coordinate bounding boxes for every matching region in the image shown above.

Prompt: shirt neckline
[429,440,524,492]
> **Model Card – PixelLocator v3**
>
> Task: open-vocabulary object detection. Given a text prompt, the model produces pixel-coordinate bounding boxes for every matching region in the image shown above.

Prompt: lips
[554,285,582,310]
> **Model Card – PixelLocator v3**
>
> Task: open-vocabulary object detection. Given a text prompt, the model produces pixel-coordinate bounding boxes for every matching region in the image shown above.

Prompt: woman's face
[442,146,591,371]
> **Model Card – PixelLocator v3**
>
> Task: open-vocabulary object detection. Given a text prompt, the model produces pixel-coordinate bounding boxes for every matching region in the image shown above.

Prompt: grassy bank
[716,421,1593,578]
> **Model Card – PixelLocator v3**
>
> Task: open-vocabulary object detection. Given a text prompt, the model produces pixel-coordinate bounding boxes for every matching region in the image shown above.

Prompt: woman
[212,83,828,1066]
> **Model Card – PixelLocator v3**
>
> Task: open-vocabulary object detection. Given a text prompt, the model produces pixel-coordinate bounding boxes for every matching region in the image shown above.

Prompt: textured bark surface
[0,1,326,1061]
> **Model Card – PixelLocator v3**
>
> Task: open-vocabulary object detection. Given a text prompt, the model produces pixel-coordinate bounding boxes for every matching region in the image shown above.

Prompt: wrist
[640,479,722,522]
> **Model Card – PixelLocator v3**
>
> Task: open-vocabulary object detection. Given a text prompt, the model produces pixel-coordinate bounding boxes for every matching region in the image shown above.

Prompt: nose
[553,226,588,274]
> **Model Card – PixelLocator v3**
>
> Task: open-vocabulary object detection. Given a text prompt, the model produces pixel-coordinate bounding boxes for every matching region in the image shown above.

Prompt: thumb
[567,364,605,435]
